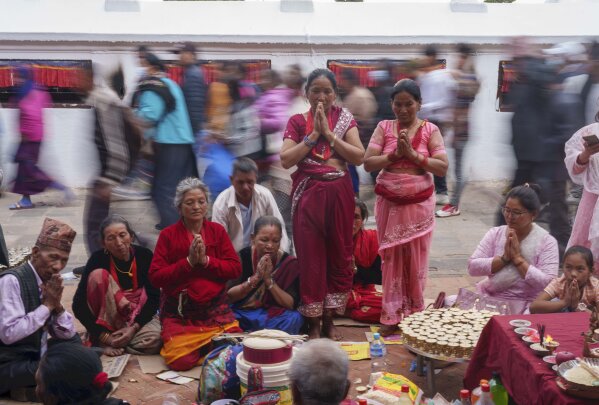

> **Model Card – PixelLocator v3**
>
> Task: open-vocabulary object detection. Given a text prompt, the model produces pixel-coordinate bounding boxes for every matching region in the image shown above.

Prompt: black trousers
[152,143,198,228]
[0,333,81,394]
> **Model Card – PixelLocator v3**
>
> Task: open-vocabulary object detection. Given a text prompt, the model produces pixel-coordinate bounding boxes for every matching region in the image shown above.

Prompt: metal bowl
[514,327,537,336]
[557,358,599,399]
[509,319,532,329]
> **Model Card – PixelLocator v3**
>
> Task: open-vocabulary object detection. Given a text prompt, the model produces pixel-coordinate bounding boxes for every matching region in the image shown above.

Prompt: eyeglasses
[501,206,528,218]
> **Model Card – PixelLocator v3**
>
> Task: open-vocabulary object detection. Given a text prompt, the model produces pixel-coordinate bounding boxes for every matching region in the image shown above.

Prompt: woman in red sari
[280,68,365,339]
[345,199,383,323]
[364,79,448,336]
[149,177,242,371]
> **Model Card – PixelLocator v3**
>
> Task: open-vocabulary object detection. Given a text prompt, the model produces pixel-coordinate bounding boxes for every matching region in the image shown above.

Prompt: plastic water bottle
[369,332,387,385]
[489,372,508,405]
[397,384,413,405]
[470,379,488,403]
[473,384,494,405]
[458,389,471,405]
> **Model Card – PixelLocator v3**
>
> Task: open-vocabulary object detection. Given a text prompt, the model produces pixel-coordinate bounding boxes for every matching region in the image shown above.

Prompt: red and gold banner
[166,60,271,85]
[328,59,446,88]
[0,61,91,89]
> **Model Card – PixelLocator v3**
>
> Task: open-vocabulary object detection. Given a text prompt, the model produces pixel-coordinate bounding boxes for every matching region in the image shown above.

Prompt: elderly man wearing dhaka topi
[149,177,242,371]
[0,218,79,402]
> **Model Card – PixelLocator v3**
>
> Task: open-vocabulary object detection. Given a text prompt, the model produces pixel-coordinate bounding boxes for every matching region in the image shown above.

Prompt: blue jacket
[137,77,194,145]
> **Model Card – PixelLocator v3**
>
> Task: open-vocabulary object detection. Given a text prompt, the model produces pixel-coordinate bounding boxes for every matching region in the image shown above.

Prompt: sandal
[9,202,35,210]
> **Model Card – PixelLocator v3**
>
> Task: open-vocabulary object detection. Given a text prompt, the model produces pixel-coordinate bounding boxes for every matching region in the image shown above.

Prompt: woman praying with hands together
[149,177,242,371]
[364,79,448,336]
[280,68,364,340]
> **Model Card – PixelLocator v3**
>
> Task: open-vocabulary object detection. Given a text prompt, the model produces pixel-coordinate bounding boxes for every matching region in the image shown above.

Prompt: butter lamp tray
[399,308,497,360]
[403,341,469,363]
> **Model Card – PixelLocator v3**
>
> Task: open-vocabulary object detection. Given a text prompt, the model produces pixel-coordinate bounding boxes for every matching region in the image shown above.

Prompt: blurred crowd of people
[501,39,599,257]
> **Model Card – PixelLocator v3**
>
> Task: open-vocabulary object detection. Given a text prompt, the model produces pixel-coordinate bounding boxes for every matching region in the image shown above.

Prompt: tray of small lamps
[399,308,498,360]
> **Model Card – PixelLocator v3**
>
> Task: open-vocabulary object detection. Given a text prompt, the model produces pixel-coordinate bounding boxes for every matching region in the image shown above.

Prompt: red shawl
[353,228,379,268]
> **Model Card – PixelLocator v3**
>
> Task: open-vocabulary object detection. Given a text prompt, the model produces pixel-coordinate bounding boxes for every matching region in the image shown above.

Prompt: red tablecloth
[464,312,597,405]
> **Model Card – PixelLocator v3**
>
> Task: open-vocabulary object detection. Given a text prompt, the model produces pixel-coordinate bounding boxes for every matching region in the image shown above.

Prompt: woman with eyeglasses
[468,184,559,313]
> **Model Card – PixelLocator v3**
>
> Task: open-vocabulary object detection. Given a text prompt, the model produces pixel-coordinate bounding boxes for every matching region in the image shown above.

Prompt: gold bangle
[100,332,111,345]
[330,133,338,149]
[266,279,275,290]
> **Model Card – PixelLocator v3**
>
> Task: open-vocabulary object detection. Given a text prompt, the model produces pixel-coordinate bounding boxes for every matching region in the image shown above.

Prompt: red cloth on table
[465,312,596,405]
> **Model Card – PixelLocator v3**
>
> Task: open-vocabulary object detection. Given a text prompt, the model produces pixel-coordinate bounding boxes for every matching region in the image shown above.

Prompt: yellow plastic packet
[373,372,423,403]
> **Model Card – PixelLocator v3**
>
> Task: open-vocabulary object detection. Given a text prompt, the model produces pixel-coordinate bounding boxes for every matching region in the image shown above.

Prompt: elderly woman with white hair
[290,339,350,405]
[149,177,242,371]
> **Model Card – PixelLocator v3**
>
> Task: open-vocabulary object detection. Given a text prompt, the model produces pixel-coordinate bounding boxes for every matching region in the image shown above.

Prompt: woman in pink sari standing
[565,118,599,272]
[364,79,448,336]
[280,69,364,339]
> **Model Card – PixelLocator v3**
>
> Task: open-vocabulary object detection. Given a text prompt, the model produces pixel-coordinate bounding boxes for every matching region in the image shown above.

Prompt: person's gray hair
[174,177,210,209]
[232,157,258,176]
[289,339,349,405]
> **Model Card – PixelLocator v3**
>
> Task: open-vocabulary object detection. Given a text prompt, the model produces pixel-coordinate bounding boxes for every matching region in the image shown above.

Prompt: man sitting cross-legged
[0,218,79,402]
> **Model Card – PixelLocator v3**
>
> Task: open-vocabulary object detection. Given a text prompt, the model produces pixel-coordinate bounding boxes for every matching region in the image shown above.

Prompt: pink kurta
[564,123,599,271]
[468,225,559,310]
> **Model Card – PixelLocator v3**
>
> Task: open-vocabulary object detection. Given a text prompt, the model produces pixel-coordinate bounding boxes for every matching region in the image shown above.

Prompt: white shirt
[418,69,457,124]
[239,200,253,249]
[212,184,290,252]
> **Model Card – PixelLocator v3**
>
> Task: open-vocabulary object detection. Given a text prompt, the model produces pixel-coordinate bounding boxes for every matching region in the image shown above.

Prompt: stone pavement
[0,181,504,290]
[0,181,507,404]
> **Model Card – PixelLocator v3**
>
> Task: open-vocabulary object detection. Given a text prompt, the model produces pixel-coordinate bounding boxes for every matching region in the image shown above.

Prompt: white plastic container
[236,352,293,405]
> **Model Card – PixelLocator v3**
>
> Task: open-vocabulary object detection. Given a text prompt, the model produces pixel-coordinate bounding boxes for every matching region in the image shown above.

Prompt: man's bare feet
[322,312,343,341]
[379,324,398,337]
[103,346,125,356]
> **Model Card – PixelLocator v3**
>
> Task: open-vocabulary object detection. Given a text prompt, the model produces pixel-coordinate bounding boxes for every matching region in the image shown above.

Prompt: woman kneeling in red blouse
[149,177,242,371]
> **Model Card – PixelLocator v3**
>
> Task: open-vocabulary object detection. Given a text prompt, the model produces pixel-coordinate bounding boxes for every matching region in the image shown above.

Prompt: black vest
[0,263,43,364]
